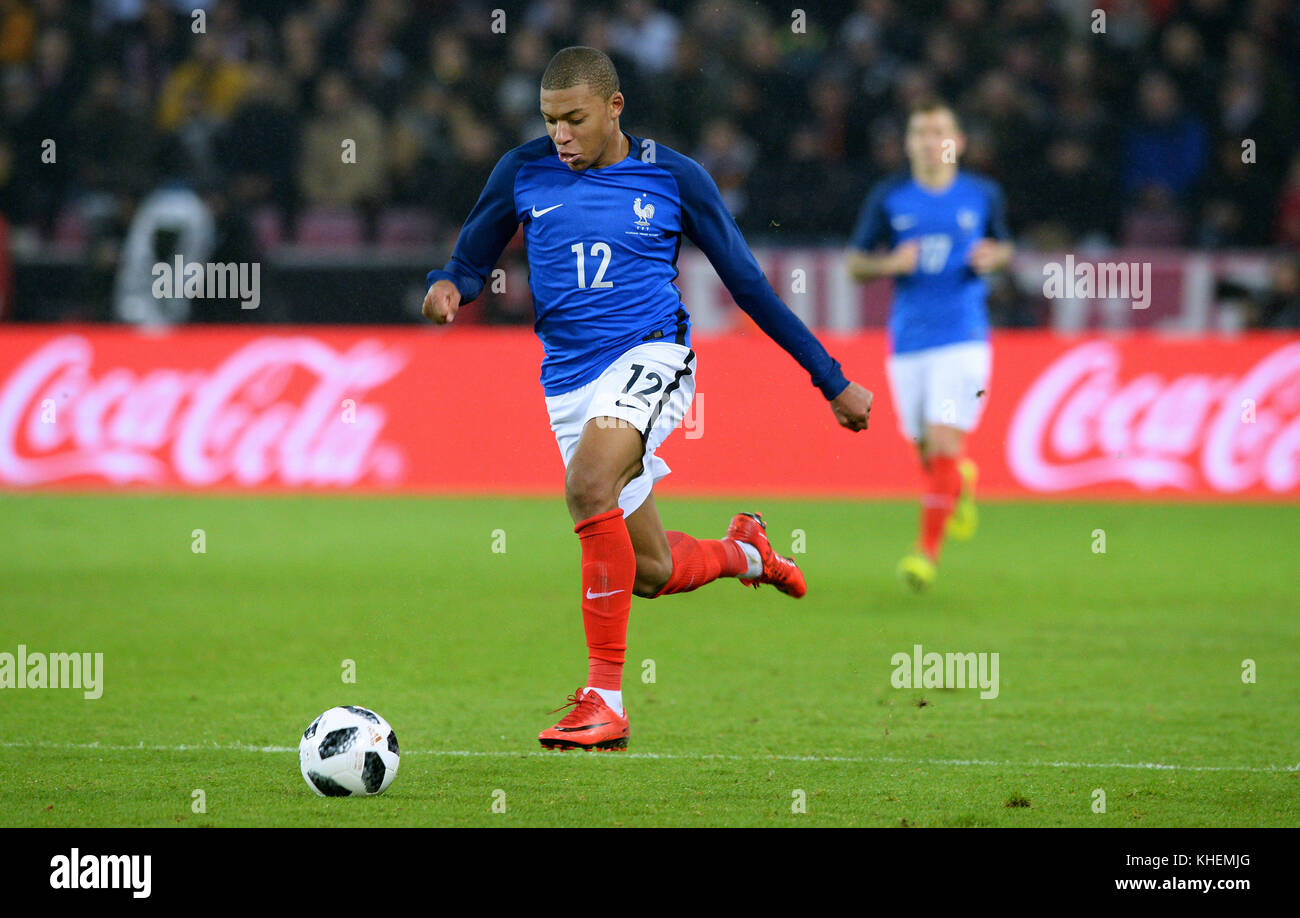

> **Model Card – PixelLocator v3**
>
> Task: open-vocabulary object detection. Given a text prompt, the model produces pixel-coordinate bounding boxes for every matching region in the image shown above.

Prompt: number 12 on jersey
[571,242,614,288]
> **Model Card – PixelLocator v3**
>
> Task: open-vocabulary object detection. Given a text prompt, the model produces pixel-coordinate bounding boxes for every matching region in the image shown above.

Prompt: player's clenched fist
[422,279,461,324]
[831,381,873,432]
[890,241,920,276]
[966,238,1011,275]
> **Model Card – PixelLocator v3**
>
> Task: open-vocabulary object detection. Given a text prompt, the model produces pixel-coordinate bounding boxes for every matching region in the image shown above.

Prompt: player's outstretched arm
[672,155,871,430]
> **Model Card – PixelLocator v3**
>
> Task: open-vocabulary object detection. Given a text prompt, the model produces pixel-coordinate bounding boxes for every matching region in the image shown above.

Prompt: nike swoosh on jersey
[585,588,625,599]
[531,204,563,218]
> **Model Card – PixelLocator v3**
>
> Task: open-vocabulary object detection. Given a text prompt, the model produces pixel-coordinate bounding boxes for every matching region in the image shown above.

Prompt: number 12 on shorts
[615,363,664,410]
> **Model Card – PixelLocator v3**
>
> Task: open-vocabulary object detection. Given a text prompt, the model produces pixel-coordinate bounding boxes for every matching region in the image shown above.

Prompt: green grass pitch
[1,493,1296,827]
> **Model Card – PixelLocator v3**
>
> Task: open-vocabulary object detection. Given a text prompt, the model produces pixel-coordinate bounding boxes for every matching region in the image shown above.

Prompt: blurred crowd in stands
[1,0,1299,323]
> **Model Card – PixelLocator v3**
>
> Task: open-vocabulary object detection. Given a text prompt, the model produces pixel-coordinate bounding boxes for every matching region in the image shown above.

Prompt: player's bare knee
[923,426,964,460]
[565,466,619,521]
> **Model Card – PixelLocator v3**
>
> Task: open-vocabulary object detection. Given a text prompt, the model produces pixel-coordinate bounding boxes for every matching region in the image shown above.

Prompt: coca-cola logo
[1008,340,1300,493]
[0,335,408,486]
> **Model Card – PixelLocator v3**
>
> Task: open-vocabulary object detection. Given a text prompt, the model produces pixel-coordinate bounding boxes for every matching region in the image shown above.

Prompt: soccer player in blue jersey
[423,47,873,749]
[846,100,1014,591]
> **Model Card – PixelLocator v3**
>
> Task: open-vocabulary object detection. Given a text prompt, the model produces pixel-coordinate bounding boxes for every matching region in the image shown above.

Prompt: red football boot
[538,688,630,750]
[725,511,808,598]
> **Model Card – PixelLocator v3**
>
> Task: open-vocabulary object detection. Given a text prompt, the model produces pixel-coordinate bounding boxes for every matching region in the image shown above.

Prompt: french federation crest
[634,195,655,227]
[957,208,979,231]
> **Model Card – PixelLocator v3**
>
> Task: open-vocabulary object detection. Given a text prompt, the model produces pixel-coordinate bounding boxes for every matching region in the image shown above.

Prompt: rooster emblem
[634,196,655,227]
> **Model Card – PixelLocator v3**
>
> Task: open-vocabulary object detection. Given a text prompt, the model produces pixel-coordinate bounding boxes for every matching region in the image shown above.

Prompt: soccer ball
[298,705,400,796]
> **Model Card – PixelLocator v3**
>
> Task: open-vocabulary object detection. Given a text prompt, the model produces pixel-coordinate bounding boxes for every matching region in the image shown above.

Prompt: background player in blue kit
[423,47,873,750]
[846,100,1015,592]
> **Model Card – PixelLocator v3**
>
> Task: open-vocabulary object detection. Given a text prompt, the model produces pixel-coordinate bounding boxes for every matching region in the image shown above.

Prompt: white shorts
[886,340,992,443]
[544,342,697,517]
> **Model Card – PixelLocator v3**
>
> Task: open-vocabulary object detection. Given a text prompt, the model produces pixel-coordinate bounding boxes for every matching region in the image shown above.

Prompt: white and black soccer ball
[299,706,400,797]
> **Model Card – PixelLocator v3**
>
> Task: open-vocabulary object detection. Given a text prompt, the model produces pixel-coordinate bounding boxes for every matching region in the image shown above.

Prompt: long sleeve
[426,149,523,305]
[849,177,899,251]
[672,155,849,400]
[985,180,1012,241]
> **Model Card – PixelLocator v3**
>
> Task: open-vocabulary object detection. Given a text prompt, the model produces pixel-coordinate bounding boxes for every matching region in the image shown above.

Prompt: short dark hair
[908,98,961,130]
[541,46,620,102]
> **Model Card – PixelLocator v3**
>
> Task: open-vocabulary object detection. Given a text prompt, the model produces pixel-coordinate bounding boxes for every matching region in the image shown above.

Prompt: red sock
[575,508,637,691]
[651,532,748,597]
[919,455,962,560]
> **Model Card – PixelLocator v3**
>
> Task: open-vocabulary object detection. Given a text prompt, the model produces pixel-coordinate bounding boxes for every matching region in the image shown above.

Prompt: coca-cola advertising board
[1,326,1297,499]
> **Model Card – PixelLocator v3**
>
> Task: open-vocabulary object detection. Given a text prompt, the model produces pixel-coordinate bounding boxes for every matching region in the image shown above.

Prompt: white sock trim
[585,686,623,716]
[737,541,763,578]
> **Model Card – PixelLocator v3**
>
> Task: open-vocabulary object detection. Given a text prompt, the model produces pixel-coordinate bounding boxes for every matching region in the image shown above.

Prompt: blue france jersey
[849,171,1010,355]
[428,131,848,399]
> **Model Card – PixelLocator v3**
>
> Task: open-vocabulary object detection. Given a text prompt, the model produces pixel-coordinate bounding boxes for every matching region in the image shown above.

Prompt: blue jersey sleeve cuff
[425,268,481,304]
[425,268,456,291]
[817,364,850,401]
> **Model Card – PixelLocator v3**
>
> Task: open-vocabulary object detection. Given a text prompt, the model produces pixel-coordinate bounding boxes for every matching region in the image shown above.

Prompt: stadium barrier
[11,246,1274,330]
[1,326,1297,499]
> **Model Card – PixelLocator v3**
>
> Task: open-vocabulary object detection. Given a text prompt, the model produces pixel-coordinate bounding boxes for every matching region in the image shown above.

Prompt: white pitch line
[1,741,1295,773]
